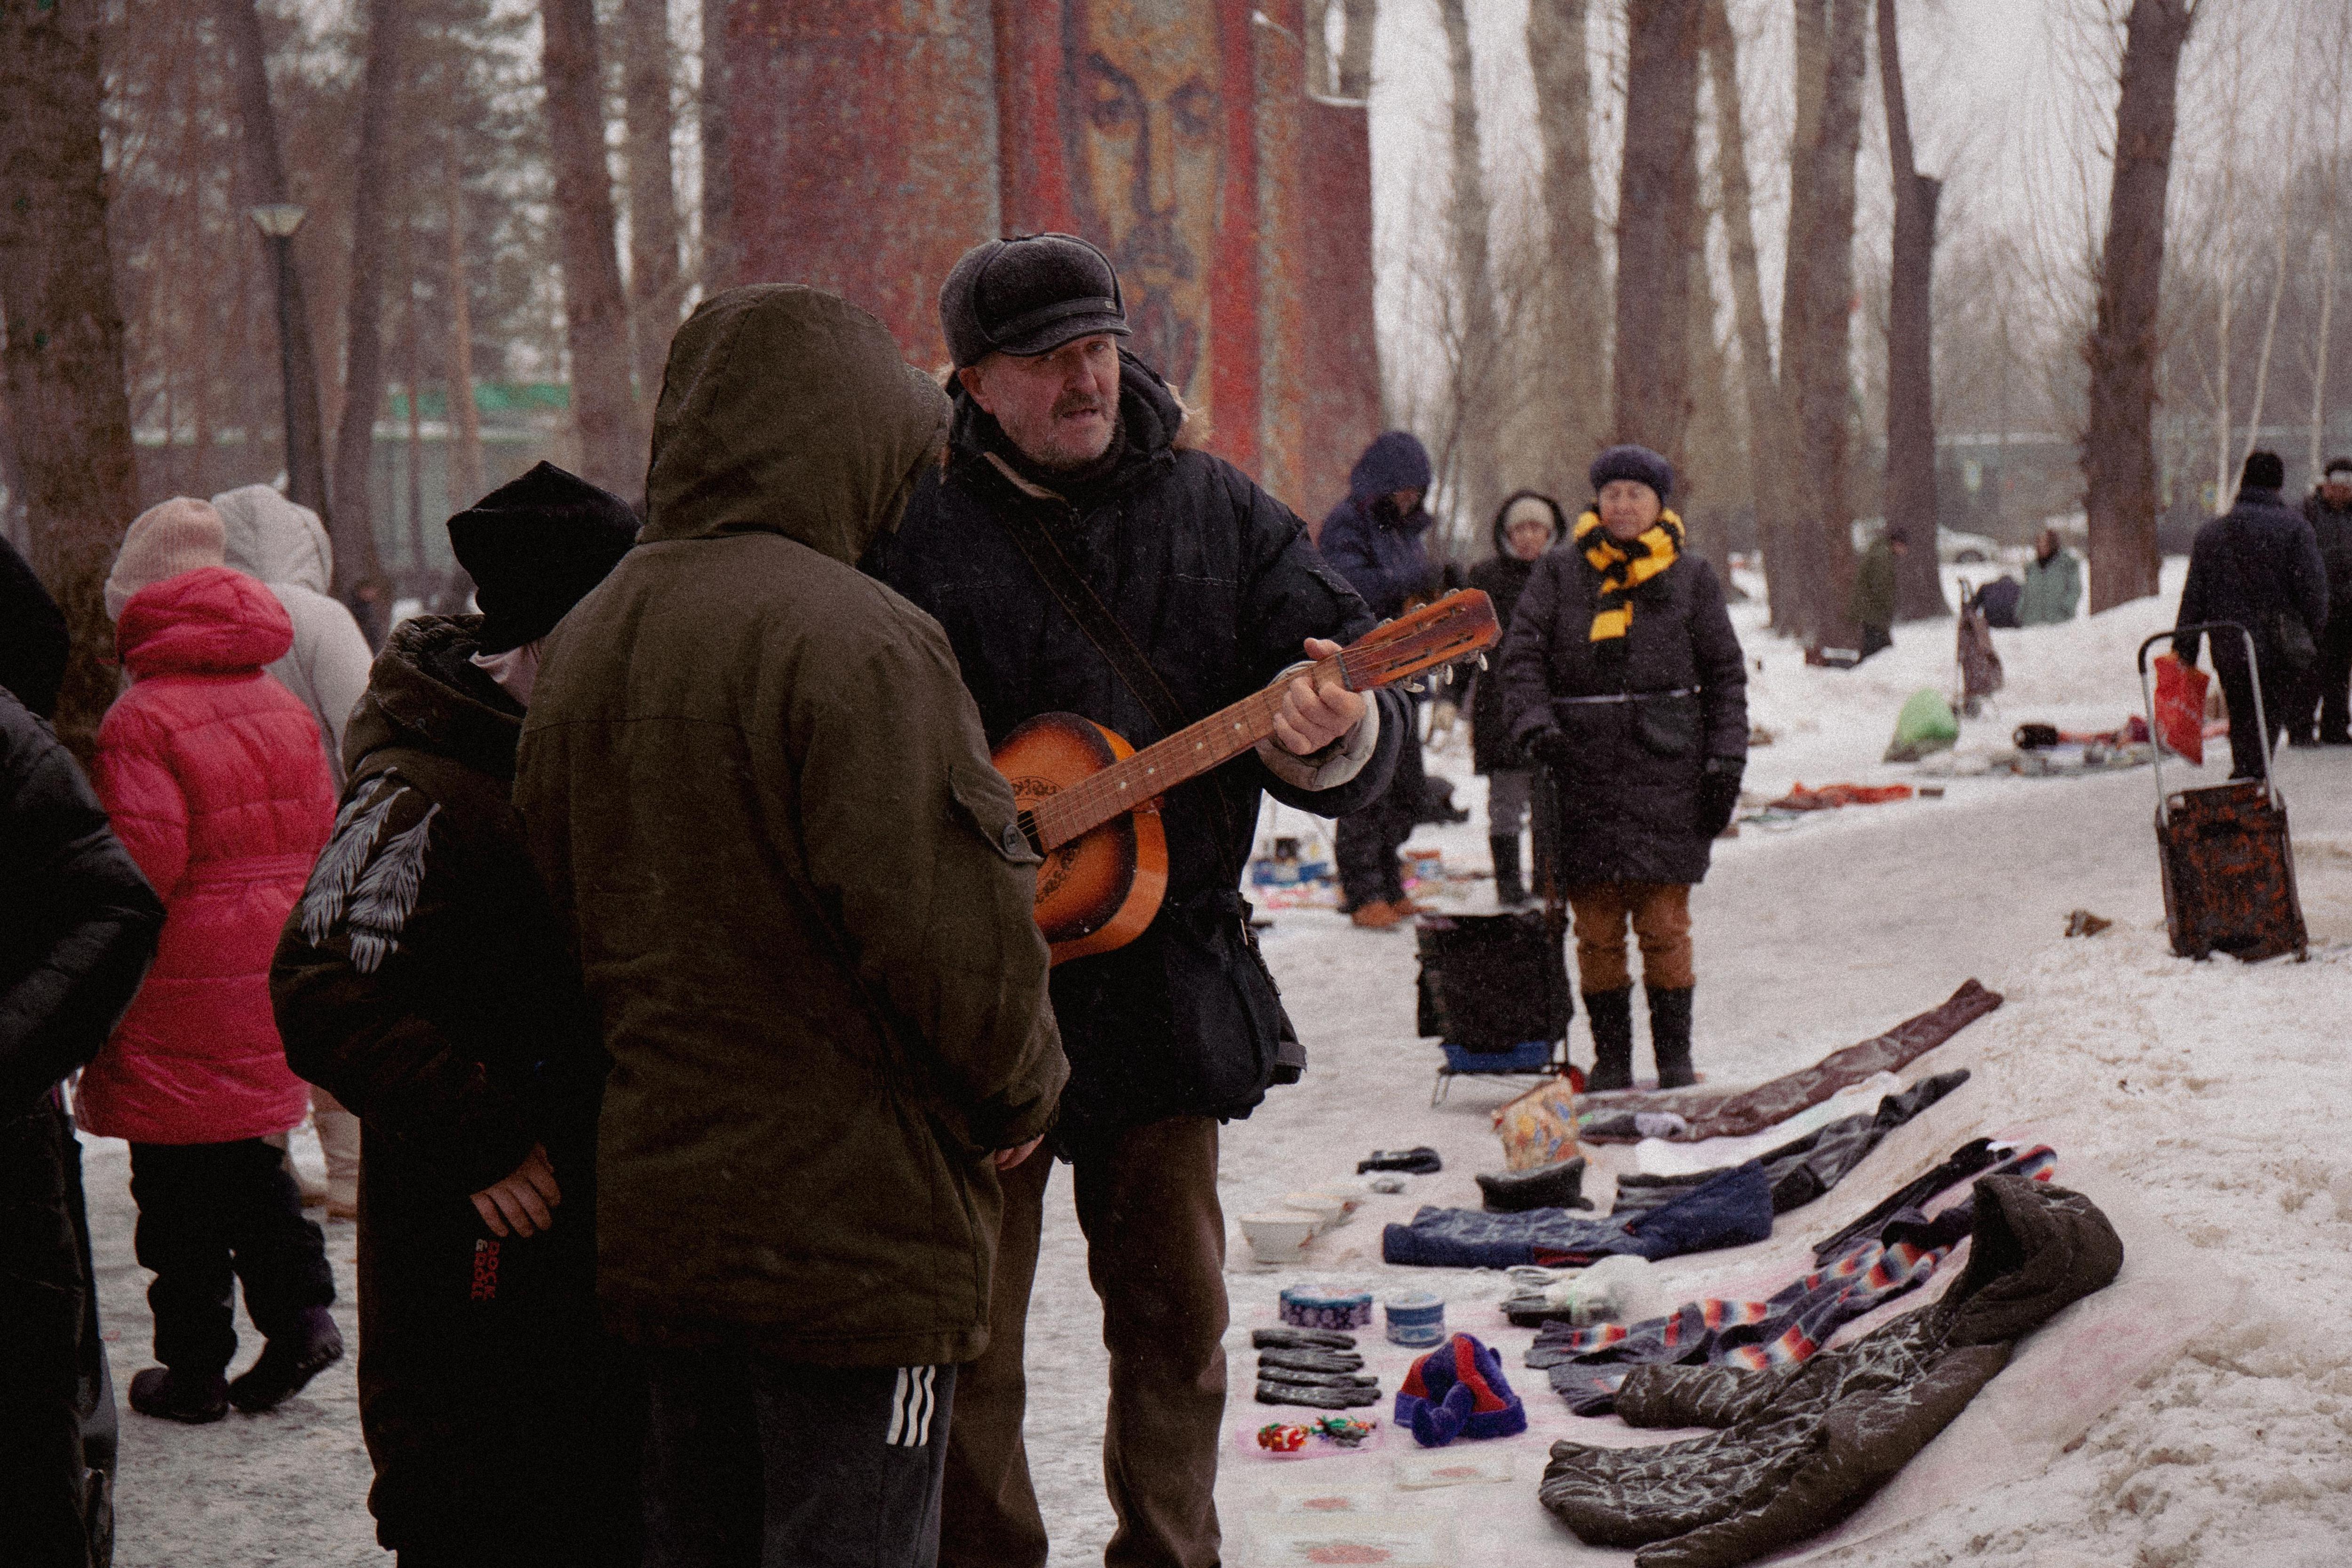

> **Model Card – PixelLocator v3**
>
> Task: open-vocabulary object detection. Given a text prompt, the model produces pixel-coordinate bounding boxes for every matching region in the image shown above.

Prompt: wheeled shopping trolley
[2137,625,2308,962]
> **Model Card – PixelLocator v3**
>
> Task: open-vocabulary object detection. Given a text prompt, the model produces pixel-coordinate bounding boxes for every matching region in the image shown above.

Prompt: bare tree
[1613,0,1705,468]
[701,0,734,292]
[1338,0,1379,99]
[1878,0,1947,619]
[330,0,401,601]
[0,0,144,756]
[2082,0,2200,612]
[543,0,645,498]
[444,132,486,512]
[1778,0,1870,644]
[625,0,683,405]
[1437,0,1502,530]
[1702,0,1795,626]
[1527,0,1609,484]
[2311,12,2350,478]
[217,0,330,517]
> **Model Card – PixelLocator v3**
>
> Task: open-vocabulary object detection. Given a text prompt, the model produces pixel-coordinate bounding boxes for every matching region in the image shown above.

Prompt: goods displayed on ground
[1228,977,2137,1568]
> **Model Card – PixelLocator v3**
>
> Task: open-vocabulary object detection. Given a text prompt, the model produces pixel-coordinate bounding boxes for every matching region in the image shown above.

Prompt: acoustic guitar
[992,589,1501,964]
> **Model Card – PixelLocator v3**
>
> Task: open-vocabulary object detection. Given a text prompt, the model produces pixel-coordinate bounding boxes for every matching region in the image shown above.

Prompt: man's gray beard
[1024,411,1119,475]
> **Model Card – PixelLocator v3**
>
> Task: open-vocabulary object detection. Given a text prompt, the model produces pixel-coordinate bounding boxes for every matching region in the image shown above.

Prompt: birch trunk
[1527,0,1609,486]
[625,0,683,407]
[330,0,401,599]
[1439,0,1502,533]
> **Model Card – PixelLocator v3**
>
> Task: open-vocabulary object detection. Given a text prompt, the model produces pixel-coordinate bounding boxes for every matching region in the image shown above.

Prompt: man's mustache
[1053,392,1108,419]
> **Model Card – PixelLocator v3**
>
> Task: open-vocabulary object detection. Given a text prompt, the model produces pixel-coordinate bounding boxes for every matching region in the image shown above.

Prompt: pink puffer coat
[76,566,336,1144]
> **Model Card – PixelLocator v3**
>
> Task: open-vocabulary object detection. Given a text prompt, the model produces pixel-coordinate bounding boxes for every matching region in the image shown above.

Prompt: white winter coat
[212,484,373,784]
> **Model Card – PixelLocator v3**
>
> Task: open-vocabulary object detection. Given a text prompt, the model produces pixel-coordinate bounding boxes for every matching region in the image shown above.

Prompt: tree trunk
[1878,0,1946,620]
[1779,0,1867,646]
[701,0,735,291]
[1702,0,1794,629]
[1612,0,1704,470]
[217,0,330,519]
[543,0,645,500]
[1527,0,1609,489]
[399,205,427,578]
[625,0,683,407]
[330,0,401,601]
[2312,226,2336,481]
[2082,0,2197,612]
[444,135,486,514]
[1338,0,1378,99]
[0,0,145,758]
[1438,0,1502,534]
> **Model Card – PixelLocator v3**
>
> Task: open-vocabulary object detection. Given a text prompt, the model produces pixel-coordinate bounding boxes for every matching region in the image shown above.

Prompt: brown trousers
[941,1117,1227,1568]
[1567,882,1694,992]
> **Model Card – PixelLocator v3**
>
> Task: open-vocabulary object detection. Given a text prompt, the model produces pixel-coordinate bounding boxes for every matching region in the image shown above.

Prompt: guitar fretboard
[1024,653,1355,851]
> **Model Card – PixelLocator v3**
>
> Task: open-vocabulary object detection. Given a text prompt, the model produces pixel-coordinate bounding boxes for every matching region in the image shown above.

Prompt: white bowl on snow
[1240,1211,1318,1265]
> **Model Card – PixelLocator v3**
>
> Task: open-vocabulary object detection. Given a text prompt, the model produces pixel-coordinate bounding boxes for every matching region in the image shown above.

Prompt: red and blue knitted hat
[1393,1332,1526,1447]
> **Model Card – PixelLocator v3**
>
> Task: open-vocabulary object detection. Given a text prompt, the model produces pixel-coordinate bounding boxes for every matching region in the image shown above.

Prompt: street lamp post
[247,203,326,513]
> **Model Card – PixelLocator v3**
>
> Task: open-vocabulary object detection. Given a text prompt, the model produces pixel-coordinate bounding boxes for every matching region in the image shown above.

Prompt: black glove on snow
[1526,728,1577,771]
[1696,756,1745,838]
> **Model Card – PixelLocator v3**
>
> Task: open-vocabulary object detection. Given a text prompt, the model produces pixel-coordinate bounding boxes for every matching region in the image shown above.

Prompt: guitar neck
[1027,657,1344,852]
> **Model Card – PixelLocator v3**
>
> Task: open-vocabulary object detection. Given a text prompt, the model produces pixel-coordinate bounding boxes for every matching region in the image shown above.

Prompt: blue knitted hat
[1393,1333,1526,1447]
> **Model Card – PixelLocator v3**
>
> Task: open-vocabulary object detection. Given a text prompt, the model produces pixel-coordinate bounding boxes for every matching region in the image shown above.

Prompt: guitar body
[993,713,1170,965]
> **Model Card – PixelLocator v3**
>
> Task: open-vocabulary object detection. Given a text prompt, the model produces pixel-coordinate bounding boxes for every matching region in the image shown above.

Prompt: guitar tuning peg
[1477,653,1490,671]
[1440,665,1456,685]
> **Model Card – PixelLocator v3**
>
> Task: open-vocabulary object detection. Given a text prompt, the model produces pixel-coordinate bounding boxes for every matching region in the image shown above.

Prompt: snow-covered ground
[85,568,2351,1565]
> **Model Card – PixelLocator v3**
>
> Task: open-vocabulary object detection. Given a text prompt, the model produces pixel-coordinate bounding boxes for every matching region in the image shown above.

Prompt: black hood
[1490,488,1568,559]
[343,614,524,782]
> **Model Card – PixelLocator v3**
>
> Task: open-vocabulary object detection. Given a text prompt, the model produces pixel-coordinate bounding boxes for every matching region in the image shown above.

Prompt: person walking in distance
[2175,450,2329,780]
[271,464,645,1567]
[214,482,372,1219]
[76,498,342,1424]
[2018,527,2083,627]
[1848,525,1909,662]
[1318,430,1439,928]
[869,232,1406,1568]
[515,286,1068,1568]
[1469,491,1565,905]
[1501,446,1748,1092]
[2293,457,2352,745]
[0,539,164,1568]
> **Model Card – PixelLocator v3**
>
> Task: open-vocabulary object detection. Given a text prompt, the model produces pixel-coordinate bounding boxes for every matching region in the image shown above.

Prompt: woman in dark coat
[1500,446,1747,1090]
[1469,490,1565,905]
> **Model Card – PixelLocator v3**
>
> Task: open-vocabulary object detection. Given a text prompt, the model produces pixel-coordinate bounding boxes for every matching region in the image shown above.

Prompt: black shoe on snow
[227,1308,343,1413]
[1583,987,1636,1092]
[1491,835,1527,906]
[129,1366,229,1425]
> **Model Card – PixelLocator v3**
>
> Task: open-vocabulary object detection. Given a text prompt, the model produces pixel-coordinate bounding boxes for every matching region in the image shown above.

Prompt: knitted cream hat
[105,498,226,622]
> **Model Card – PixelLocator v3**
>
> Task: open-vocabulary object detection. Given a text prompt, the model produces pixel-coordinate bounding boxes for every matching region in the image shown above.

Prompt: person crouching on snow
[270,463,644,1567]
[1498,445,1747,1090]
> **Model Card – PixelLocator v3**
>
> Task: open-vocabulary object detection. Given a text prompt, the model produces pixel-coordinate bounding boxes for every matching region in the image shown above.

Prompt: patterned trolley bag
[2137,625,2308,962]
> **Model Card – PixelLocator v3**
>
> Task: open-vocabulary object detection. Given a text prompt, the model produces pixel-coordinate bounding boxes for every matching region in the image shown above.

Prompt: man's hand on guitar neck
[1271,638,1370,756]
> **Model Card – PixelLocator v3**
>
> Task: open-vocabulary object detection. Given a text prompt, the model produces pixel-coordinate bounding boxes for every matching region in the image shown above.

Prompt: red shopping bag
[2152,653,2208,765]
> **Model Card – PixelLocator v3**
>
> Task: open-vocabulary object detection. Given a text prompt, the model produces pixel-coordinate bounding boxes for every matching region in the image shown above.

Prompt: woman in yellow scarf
[1495,446,1749,1090]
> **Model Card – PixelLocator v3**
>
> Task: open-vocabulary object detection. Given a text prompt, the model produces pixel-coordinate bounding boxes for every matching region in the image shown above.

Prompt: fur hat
[1393,1333,1526,1447]
[106,498,226,623]
[1588,445,1674,503]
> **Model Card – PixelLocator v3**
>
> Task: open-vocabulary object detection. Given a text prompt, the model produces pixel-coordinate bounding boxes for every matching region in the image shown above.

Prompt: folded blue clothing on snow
[1382,1161,1774,1269]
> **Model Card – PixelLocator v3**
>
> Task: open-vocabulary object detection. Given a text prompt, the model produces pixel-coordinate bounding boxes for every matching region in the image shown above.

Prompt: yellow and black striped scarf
[1575,508,1684,645]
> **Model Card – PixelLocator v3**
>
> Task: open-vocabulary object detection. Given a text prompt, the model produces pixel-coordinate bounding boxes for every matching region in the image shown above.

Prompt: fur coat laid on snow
[1538,1174,2123,1568]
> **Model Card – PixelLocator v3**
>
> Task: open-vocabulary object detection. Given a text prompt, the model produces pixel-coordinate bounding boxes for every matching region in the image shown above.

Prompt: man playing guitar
[868,232,1407,1568]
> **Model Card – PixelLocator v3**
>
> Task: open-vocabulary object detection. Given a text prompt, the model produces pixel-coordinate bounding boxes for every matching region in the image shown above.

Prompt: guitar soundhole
[1006,775,1073,901]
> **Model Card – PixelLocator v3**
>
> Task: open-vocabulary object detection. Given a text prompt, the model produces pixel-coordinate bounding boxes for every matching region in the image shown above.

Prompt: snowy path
[86,580,2352,1565]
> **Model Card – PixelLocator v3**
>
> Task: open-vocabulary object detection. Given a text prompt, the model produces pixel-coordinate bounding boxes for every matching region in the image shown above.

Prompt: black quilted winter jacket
[1539,1174,2124,1568]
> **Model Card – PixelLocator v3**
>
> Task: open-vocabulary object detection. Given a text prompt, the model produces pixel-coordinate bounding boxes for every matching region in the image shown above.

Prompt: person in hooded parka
[270,463,644,1567]
[0,538,164,1568]
[215,482,372,1219]
[1469,490,1565,905]
[514,287,1070,1568]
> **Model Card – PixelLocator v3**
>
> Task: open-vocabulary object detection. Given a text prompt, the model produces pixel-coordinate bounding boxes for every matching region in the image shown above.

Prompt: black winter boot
[227,1306,343,1413]
[1491,836,1526,906]
[1582,987,1635,1092]
[1648,986,1697,1089]
[128,1366,229,1425]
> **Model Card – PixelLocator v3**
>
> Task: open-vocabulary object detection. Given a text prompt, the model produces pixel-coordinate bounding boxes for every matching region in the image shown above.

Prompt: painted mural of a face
[1064,0,1221,406]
